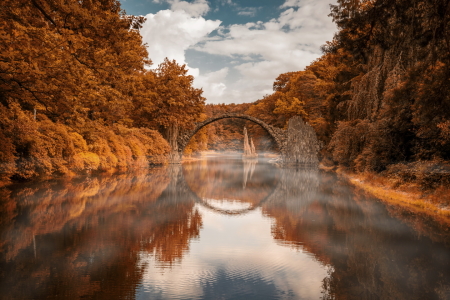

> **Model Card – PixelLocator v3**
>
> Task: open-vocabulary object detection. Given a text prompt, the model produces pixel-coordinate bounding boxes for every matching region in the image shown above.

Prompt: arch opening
[177,113,286,156]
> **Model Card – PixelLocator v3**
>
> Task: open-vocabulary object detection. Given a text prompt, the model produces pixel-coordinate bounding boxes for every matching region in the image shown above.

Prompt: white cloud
[152,0,210,17]
[281,0,312,8]
[139,0,337,104]
[219,0,236,6]
[169,0,210,17]
[237,7,259,17]
[140,10,221,67]
[196,4,335,60]
[278,1,336,30]
[194,67,229,100]
[191,0,337,103]
[151,0,210,17]
[194,67,275,104]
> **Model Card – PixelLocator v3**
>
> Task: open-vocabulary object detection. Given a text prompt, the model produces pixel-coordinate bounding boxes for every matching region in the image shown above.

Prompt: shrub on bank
[385,160,450,191]
[0,104,170,183]
[354,160,450,208]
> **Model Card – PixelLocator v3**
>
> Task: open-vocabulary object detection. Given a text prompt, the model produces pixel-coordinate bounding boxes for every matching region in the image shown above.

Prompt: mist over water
[1,156,449,299]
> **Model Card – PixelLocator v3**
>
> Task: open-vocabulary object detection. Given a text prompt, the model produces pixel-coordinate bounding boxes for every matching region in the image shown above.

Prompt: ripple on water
[135,201,328,300]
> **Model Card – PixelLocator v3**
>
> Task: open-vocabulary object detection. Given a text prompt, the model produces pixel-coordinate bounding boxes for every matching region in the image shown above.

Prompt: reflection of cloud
[138,206,328,299]
[203,198,252,210]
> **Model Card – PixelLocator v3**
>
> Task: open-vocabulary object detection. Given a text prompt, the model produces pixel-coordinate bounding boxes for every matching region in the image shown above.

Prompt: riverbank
[329,165,450,224]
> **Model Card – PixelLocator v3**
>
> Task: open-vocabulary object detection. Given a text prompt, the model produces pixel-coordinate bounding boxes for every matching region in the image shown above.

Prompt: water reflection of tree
[144,164,202,266]
[0,166,203,299]
[263,170,450,300]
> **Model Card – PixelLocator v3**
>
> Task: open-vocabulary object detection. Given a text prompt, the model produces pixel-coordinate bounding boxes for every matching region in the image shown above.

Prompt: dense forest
[0,0,204,182]
[1,0,449,197]
[188,0,450,206]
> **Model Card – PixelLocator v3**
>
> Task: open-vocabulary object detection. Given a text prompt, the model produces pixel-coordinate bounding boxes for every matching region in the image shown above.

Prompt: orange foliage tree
[248,0,450,173]
[0,0,197,182]
[132,59,205,139]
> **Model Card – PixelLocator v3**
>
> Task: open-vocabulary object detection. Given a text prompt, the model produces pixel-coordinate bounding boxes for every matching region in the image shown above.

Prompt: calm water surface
[1,155,449,299]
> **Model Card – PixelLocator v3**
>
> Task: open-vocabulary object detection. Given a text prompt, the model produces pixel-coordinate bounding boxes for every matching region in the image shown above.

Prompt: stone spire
[243,127,257,158]
[243,127,252,156]
[250,138,256,155]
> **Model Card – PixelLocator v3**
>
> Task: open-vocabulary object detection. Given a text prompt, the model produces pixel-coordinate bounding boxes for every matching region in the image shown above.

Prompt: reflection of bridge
[167,163,319,216]
[165,114,321,165]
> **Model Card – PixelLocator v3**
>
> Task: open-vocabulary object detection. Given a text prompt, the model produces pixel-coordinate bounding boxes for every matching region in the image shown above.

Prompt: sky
[119,0,338,104]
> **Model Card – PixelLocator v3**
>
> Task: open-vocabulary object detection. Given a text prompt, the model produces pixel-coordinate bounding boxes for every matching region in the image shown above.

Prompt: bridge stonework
[168,113,320,165]
[282,116,321,165]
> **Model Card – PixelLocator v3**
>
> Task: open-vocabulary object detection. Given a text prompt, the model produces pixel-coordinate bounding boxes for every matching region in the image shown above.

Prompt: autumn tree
[132,59,205,150]
[246,58,348,146]
[0,0,149,124]
[255,0,449,172]
[326,0,450,170]
[0,0,172,181]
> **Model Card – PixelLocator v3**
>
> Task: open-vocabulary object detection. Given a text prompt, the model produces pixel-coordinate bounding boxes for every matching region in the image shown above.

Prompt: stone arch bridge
[166,113,320,165]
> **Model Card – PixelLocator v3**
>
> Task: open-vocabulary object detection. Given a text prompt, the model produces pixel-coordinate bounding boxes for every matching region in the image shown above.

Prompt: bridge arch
[177,113,286,155]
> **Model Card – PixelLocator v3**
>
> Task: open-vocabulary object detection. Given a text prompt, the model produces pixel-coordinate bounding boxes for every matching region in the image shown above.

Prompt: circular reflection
[182,157,280,216]
[203,199,252,210]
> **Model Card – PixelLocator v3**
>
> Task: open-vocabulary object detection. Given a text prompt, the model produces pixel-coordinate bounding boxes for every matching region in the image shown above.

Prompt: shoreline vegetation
[0,106,171,187]
[320,163,450,225]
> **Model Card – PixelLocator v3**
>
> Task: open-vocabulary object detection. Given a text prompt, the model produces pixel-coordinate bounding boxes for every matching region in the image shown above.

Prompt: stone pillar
[283,116,320,165]
[243,127,251,156]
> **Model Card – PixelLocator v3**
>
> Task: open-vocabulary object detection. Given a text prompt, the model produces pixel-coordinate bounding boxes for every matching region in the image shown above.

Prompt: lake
[1,155,449,299]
